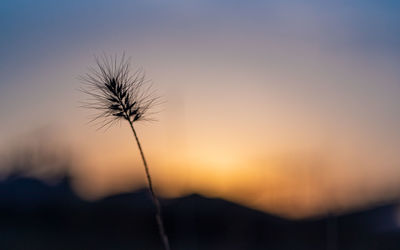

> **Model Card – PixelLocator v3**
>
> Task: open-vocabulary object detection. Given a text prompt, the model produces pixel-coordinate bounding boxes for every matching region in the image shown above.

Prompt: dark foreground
[0,176,399,250]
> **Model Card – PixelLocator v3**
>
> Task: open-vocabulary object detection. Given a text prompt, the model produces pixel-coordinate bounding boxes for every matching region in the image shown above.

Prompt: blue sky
[1,0,400,217]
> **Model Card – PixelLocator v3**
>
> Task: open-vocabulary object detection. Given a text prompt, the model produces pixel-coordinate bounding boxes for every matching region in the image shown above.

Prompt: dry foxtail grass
[80,53,170,250]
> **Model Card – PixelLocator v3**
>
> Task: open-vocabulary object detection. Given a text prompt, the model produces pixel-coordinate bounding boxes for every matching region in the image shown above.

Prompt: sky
[1,0,400,218]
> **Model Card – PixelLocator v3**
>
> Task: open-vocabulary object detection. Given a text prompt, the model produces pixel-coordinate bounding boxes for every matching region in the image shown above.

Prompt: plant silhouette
[80,53,170,250]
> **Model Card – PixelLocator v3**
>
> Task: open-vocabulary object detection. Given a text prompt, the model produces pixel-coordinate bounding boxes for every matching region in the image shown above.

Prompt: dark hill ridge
[0,176,400,250]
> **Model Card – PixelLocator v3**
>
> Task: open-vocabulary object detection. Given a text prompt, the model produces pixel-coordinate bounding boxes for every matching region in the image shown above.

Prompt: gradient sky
[1,0,400,218]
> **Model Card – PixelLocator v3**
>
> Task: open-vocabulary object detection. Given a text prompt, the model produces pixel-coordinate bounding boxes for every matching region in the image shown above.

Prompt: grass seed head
[80,53,160,129]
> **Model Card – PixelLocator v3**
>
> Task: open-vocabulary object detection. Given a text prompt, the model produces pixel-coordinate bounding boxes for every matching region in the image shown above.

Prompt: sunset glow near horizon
[1,0,400,218]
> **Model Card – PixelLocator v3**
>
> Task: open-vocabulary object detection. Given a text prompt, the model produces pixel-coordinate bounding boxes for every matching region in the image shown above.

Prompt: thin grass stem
[129,121,170,250]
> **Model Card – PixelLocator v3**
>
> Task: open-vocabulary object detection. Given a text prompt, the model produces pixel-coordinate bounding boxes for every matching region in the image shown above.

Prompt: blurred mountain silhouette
[0,176,400,250]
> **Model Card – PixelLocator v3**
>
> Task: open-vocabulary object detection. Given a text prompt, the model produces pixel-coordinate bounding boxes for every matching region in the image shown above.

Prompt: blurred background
[1,0,400,249]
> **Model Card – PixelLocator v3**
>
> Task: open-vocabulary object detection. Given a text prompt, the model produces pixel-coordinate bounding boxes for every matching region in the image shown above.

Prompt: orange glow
[65,125,400,219]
